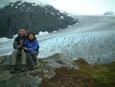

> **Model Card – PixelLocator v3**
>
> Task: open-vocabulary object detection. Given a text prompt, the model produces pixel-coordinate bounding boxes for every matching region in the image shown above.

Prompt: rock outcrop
[0,53,78,87]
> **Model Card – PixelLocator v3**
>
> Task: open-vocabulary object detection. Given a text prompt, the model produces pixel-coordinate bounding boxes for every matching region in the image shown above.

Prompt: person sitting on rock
[23,32,39,70]
[10,29,27,73]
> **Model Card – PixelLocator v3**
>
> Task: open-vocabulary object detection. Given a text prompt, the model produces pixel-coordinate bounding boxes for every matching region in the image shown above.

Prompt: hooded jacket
[23,38,39,53]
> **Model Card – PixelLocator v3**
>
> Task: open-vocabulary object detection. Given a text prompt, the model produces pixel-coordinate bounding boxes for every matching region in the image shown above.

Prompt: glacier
[0,15,115,64]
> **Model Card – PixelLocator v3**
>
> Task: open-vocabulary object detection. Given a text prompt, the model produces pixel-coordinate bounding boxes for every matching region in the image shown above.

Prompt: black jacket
[13,35,26,49]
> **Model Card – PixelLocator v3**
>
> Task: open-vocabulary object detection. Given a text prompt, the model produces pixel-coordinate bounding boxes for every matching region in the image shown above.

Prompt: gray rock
[0,71,42,87]
[0,53,78,87]
[41,53,79,69]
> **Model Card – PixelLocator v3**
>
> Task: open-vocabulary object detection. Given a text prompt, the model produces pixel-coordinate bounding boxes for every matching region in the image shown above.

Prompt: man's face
[18,29,25,36]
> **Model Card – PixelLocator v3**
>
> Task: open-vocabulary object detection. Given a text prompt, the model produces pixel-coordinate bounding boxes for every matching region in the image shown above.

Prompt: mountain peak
[0,0,78,38]
[104,11,114,16]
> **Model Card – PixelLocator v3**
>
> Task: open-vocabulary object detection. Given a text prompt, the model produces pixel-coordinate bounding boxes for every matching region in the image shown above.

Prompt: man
[10,29,27,73]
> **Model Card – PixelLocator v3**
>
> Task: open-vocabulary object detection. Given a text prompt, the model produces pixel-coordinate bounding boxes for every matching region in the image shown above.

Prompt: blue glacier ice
[0,15,115,64]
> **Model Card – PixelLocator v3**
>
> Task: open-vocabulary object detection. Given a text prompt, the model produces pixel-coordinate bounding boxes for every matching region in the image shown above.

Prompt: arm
[23,39,28,51]
[28,40,39,52]
[13,37,22,49]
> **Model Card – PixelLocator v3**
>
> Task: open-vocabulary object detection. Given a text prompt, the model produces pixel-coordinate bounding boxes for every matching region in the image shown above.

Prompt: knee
[27,53,31,57]
[21,50,26,54]
[12,49,18,54]
[32,51,39,56]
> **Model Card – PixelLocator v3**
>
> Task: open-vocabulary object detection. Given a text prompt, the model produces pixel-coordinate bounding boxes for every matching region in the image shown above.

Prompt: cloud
[0,0,115,15]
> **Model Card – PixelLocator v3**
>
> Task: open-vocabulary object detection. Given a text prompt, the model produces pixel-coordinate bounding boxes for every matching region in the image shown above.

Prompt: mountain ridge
[0,0,77,38]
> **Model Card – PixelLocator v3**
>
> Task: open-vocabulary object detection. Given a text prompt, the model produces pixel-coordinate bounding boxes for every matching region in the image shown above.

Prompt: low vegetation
[40,58,115,87]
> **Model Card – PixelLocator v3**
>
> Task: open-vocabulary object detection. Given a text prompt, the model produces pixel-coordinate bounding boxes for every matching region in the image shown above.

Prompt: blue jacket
[23,39,39,53]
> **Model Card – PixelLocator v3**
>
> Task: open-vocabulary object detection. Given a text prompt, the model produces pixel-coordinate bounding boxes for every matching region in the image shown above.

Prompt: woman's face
[28,34,34,40]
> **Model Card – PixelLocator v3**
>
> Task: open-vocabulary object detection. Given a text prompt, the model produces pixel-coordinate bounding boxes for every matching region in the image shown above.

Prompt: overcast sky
[0,0,115,15]
[24,0,115,15]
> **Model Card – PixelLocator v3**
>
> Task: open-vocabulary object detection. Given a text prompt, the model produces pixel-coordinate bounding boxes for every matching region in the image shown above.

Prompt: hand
[17,45,22,49]
[23,47,28,51]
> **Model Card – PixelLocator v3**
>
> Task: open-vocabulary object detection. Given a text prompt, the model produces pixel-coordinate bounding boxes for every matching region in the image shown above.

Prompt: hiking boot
[28,65,34,70]
[20,65,26,72]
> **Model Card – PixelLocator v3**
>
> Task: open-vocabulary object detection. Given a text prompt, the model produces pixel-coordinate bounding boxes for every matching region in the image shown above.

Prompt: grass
[39,58,115,87]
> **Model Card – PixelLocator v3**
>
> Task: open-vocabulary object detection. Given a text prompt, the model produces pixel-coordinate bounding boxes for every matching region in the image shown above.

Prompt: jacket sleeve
[22,39,27,47]
[28,40,39,51]
[13,37,22,49]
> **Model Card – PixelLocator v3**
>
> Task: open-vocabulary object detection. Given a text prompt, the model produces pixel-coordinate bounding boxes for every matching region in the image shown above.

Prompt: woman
[23,32,39,69]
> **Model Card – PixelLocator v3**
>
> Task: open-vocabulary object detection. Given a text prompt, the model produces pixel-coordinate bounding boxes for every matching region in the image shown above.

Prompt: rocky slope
[0,53,115,87]
[0,53,78,87]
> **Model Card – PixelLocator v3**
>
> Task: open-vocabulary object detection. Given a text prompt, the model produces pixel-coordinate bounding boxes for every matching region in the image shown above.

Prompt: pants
[27,51,39,65]
[11,49,27,65]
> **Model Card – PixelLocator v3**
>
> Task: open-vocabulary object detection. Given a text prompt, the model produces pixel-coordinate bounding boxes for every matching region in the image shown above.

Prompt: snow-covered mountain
[104,11,114,16]
[0,15,115,64]
[0,0,46,8]
[0,0,77,38]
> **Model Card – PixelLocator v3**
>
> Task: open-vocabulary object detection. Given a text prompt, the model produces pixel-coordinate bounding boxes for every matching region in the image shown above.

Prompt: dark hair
[27,32,36,40]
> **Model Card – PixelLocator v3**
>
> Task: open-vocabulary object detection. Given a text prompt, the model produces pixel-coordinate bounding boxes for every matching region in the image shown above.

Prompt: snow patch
[60,16,64,19]
[59,29,62,31]
[18,1,24,6]
[50,12,55,15]
[13,34,18,39]
[32,3,36,6]
[0,37,10,43]
[53,31,56,33]
[22,0,48,7]
[39,31,49,36]
[10,3,14,7]
[58,12,60,15]
[22,4,25,7]
[15,6,18,8]
[67,25,72,28]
